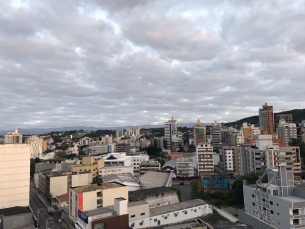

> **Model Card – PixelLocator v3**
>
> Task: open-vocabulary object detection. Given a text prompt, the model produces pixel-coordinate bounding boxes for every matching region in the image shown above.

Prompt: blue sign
[78,209,88,224]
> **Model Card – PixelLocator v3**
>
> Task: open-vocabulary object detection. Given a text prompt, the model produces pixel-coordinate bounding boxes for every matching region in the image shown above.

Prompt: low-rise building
[102,174,141,191]
[129,187,179,208]
[70,156,104,178]
[99,166,134,177]
[69,183,128,222]
[176,157,194,177]
[55,193,69,211]
[129,199,213,229]
[38,171,92,197]
[102,152,132,167]
[130,154,149,176]
[139,171,172,189]
[75,198,129,229]
[139,161,161,175]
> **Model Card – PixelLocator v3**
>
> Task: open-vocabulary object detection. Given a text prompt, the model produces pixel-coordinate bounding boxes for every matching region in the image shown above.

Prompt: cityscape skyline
[1,0,305,130]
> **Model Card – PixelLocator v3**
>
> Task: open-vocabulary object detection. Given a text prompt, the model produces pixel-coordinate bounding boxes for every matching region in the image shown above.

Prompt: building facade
[28,135,43,159]
[197,143,214,175]
[139,161,161,175]
[277,120,297,146]
[193,119,206,144]
[4,129,23,144]
[176,157,194,177]
[130,154,149,176]
[219,145,239,175]
[259,103,274,134]
[0,144,31,209]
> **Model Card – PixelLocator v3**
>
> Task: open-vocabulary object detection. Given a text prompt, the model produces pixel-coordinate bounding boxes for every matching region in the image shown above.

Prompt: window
[270,201,273,205]
[277,213,279,215]
[141,212,145,216]
[252,194,255,198]
[97,199,102,205]
[131,215,135,218]
[154,219,157,222]
[263,207,266,211]
[271,210,274,214]
[94,222,105,229]
[252,203,255,206]
[97,192,102,197]
[277,203,279,206]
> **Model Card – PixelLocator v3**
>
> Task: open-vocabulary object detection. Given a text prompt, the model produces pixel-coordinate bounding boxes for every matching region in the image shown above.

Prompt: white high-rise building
[28,135,43,159]
[277,119,297,146]
[0,144,31,209]
[4,129,23,144]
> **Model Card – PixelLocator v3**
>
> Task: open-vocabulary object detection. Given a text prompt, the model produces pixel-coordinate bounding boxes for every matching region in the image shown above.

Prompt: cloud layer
[1,0,305,129]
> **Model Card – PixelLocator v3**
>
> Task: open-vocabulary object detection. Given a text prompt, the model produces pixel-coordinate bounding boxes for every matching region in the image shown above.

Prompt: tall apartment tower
[193,119,206,144]
[164,116,178,150]
[4,129,23,144]
[259,103,274,134]
[196,143,214,175]
[211,121,221,150]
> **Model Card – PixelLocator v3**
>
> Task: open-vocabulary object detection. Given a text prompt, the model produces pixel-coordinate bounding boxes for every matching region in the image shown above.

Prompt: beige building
[69,183,128,222]
[139,161,161,175]
[0,144,31,209]
[176,157,194,177]
[4,129,23,144]
[280,146,301,179]
[28,135,44,159]
[38,171,92,197]
[70,156,104,178]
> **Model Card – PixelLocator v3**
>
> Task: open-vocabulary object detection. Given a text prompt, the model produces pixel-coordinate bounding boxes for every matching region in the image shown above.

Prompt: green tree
[30,157,42,177]
[66,153,77,159]
[145,145,162,157]
[55,151,66,158]
[187,144,196,153]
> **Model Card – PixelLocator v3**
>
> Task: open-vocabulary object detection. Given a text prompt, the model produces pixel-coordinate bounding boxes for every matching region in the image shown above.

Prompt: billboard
[78,209,88,224]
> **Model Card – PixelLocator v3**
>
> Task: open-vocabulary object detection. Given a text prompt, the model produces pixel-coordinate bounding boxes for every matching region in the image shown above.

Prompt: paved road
[172,182,192,201]
[30,190,62,229]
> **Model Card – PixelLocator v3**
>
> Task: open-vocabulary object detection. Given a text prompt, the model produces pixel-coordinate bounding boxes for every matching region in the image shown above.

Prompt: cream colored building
[0,144,31,209]
[70,156,104,178]
[28,135,44,158]
[69,183,128,222]
[4,129,23,144]
[38,171,92,197]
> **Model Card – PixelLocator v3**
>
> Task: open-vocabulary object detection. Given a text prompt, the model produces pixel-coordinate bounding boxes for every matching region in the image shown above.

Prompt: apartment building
[239,135,296,176]
[0,144,31,209]
[193,119,206,144]
[276,113,293,124]
[139,161,161,175]
[176,157,194,177]
[28,135,43,159]
[280,146,302,178]
[116,143,131,154]
[240,166,305,229]
[130,154,149,176]
[38,171,92,197]
[86,145,108,155]
[211,121,221,150]
[197,143,214,175]
[70,156,104,178]
[259,103,274,134]
[219,145,239,175]
[164,116,182,150]
[277,120,297,146]
[69,183,128,222]
[4,129,22,144]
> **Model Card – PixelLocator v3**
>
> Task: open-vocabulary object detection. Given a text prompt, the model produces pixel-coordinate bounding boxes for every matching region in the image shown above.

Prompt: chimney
[114,197,127,216]
[243,180,247,186]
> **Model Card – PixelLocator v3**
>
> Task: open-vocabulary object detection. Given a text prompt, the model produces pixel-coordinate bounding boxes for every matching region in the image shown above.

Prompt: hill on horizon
[223,109,305,127]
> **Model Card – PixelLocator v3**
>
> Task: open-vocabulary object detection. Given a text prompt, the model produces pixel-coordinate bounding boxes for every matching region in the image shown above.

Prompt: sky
[1,0,305,130]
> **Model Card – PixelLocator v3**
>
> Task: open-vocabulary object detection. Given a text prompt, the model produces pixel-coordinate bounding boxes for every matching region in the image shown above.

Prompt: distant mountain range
[223,109,305,127]
[1,109,304,135]
[0,123,198,135]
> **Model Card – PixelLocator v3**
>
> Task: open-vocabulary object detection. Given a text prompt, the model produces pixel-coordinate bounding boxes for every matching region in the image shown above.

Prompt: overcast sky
[1,0,305,130]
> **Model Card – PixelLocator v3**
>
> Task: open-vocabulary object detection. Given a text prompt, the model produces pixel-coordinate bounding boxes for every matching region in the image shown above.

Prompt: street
[30,190,64,229]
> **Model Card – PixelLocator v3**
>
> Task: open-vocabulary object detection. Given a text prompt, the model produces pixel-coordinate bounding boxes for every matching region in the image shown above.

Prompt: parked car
[47,209,53,215]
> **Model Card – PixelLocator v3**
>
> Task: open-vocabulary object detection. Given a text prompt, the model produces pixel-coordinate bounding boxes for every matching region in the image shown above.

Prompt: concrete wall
[99,166,134,177]
[50,176,68,197]
[213,206,238,222]
[83,191,97,211]
[71,173,92,187]
[0,144,31,209]
[103,186,128,207]
[3,212,32,229]
[238,209,277,229]
[128,203,150,221]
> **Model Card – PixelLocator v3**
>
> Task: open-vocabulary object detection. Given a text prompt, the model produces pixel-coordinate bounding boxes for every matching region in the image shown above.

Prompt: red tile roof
[56,192,69,202]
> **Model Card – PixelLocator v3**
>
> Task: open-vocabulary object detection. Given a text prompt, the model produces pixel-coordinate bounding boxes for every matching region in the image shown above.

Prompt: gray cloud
[0,0,305,130]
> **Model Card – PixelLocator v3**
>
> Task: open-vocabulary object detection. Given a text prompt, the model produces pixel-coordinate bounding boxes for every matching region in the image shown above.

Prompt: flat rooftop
[150,199,206,216]
[129,187,175,202]
[0,206,31,216]
[83,206,114,217]
[128,201,147,207]
[42,170,89,177]
[72,183,124,193]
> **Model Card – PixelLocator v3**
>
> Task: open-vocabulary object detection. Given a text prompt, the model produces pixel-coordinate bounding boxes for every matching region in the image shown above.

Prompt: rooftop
[56,192,69,202]
[128,200,148,207]
[42,170,89,177]
[71,182,124,193]
[102,174,139,184]
[140,171,171,189]
[150,199,206,216]
[0,206,31,217]
[83,206,115,217]
[162,160,176,169]
[129,187,175,202]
